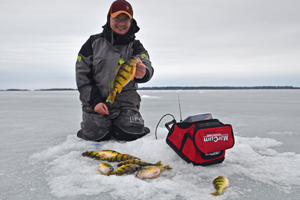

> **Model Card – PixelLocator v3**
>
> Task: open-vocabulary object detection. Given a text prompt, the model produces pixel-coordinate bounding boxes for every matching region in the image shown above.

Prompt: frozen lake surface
[0,90,299,200]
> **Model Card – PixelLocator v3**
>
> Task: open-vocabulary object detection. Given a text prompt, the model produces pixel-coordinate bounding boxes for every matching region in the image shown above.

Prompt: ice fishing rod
[154,94,185,139]
[178,94,182,122]
[155,94,184,139]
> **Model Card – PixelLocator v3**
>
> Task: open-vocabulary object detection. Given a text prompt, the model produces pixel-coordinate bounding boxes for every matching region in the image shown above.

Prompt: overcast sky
[1,0,299,89]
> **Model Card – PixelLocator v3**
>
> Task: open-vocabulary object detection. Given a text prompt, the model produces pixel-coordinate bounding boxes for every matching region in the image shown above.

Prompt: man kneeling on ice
[75,0,154,142]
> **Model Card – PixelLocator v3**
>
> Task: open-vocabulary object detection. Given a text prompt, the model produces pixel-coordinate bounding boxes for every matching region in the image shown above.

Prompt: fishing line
[155,114,176,139]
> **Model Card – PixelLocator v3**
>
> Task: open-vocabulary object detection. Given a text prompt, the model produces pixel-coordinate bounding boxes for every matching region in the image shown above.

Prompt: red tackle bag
[165,119,234,166]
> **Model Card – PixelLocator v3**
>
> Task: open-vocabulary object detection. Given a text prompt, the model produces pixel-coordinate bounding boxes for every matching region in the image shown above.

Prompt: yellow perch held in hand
[106,57,140,104]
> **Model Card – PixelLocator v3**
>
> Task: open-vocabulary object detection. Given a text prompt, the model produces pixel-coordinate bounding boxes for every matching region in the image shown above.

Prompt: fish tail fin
[82,151,89,157]
[155,161,162,166]
[210,192,220,196]
[164,165,172,170]
[106,93,116,103]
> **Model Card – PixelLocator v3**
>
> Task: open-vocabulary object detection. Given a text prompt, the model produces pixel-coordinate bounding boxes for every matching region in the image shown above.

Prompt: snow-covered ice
[29,132,300,200]
[1,90,300,199]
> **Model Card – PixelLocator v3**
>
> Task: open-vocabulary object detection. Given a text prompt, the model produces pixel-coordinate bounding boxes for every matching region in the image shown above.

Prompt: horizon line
[1,85,300,91]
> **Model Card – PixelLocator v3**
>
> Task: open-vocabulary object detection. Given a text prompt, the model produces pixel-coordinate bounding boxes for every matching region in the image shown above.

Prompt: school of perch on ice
[81,149,227,196]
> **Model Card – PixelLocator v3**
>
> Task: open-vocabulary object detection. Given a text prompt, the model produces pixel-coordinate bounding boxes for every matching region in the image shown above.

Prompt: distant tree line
[34,88,77,91]
[138,86,300,90]
[0,88,77,91]
[1,89,30,91]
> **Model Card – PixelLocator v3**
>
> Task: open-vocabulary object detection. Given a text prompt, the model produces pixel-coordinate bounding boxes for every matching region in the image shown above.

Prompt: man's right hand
[94,102,109,115]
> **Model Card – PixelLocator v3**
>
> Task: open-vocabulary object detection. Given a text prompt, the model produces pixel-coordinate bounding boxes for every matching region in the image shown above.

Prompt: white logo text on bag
[205,151,221,156]
[203,133,228,142]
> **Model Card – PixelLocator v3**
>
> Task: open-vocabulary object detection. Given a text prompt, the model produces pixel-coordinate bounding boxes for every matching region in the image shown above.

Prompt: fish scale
[98,150,120,157]
[117,159,162,167]
[102,154,140,162]
[82,150,100,158]
[81,150,139,162]
[108,164,140,176]
[135,165,172,179]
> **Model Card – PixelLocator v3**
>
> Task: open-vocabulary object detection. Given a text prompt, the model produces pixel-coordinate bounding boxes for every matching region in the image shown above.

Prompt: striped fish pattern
[136,165,172,179]
[106,57,140,104]
[82,150,102,160]
[101,154,140,162]
[211,176,230,196]
[108,164,140,176]
[98,150,120,158]
[82,150,173,179]
[117,159,162,167]
[82,150,140,162]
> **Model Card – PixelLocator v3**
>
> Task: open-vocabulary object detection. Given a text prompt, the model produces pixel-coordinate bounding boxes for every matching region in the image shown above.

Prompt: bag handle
[155,114,176,139]
[165,119,176,131]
